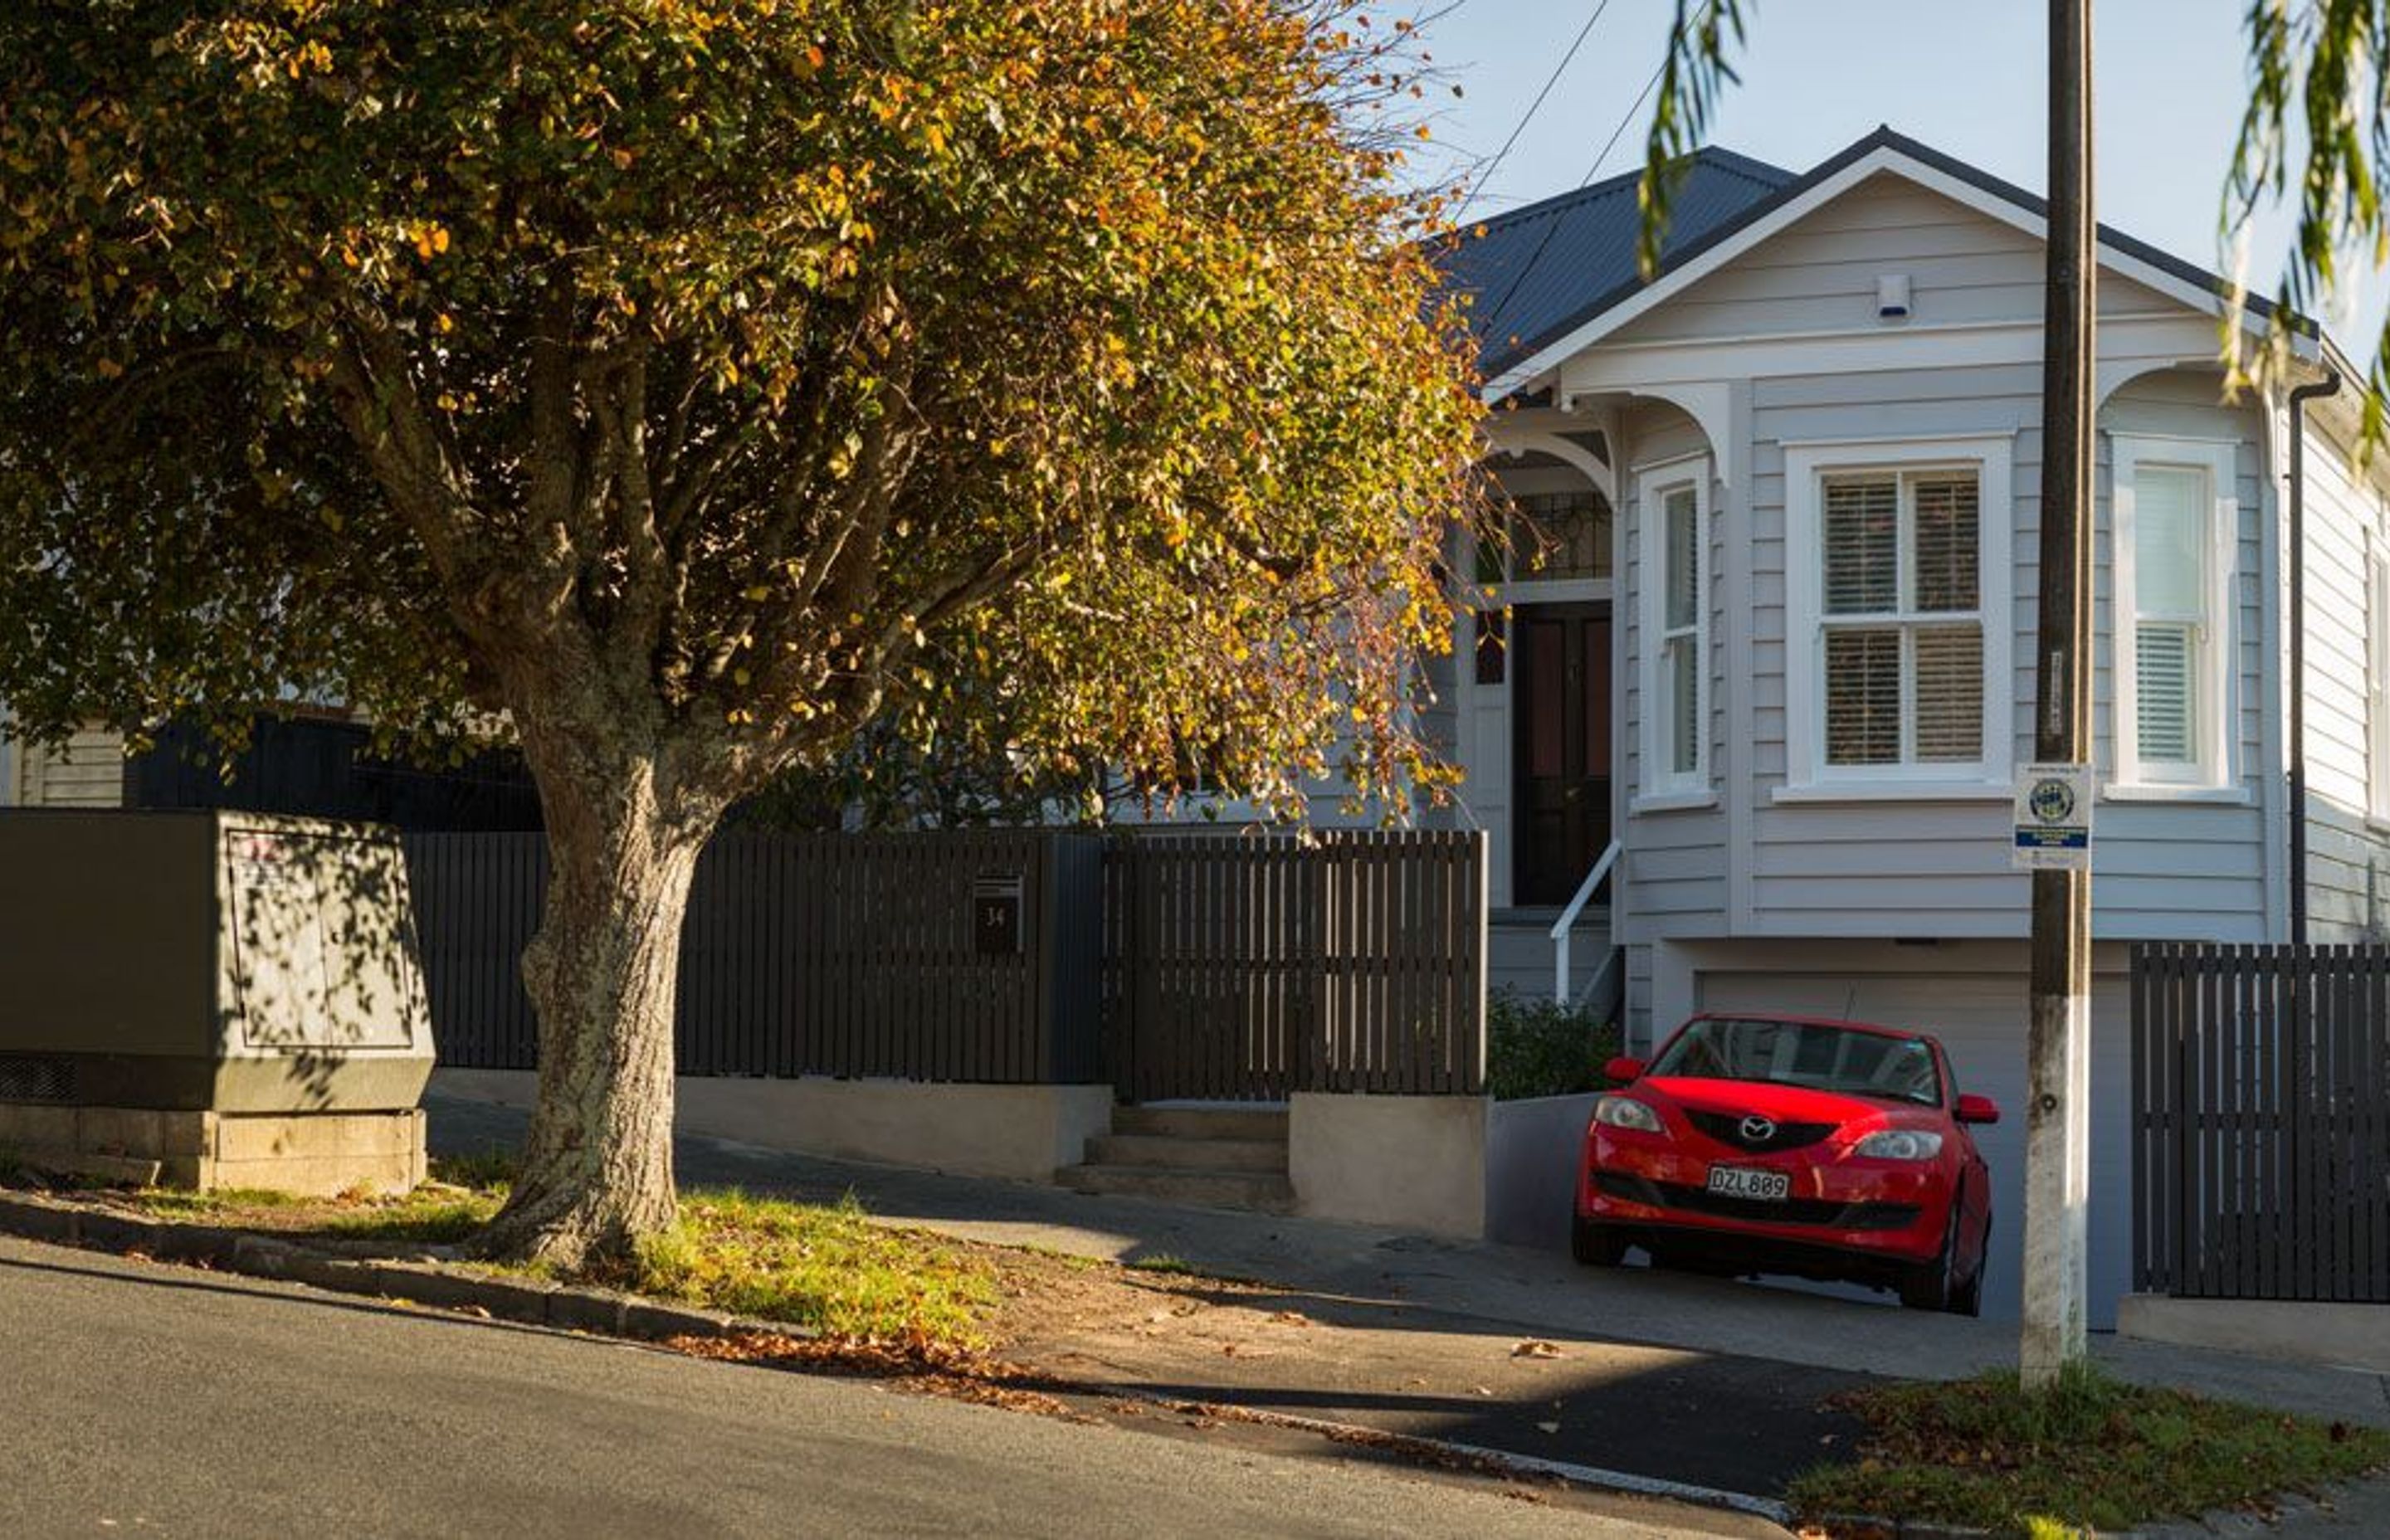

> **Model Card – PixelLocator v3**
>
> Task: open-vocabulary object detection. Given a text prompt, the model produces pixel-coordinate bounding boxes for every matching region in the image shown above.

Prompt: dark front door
[1512,602,1612,906]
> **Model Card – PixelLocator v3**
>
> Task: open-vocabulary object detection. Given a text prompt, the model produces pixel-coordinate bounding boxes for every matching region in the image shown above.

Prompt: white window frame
[2110,436,2237,793]
[1783,435,2014,794]
[1636,455,1710,797]
[2369,526,2390,824]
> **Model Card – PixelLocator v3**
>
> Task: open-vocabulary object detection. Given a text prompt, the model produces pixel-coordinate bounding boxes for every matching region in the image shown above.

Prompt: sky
[1407,0,2389,358]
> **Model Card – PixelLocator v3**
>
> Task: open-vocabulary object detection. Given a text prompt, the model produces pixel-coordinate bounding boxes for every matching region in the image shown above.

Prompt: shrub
[1485,987,1622,1100]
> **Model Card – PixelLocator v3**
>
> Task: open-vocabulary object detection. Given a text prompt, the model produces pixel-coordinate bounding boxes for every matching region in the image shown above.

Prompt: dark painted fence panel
[408,828,1485,1099]
[408,831,1090,1084]
[2131,942,2390,1304]
[1099,831,1485,1100]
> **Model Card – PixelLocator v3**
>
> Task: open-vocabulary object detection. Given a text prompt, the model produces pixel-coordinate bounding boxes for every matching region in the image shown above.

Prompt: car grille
[1595,1172,1919,1231]
[1682,1110,1836,1153]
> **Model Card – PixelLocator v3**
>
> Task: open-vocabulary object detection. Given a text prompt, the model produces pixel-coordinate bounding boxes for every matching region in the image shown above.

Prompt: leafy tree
[1635,1,2389,429]
[0,0,1482,1266]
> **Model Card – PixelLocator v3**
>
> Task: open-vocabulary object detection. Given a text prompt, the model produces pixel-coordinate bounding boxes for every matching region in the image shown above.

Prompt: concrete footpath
[427,1094,2390,1529]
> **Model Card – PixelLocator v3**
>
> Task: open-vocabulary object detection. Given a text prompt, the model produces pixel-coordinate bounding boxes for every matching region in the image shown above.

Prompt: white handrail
[1550,838,1622,1005]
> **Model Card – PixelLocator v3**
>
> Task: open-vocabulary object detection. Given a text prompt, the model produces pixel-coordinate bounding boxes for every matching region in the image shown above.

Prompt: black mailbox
[973,871,1024,956]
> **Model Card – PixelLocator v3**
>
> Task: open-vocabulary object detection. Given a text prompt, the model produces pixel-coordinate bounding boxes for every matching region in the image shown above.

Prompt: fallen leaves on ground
[663,1330,1081,1420]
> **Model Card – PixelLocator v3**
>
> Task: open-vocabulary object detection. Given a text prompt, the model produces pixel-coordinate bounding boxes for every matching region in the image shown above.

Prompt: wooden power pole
[2022,0,2096,1390]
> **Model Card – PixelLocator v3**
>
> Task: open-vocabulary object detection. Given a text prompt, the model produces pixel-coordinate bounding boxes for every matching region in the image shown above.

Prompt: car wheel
[1899,1218,1959,1313]
[1571,1216,1627,1267]
[1949,1215,1988,1318]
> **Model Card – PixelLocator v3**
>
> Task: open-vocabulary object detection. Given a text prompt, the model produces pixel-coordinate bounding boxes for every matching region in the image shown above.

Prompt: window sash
[1664,634,1699,775]
[2114,444,2233,789]
[2134,465,2205,621]
[1641,467,1705,792]
[1817,469,1985,770]
[1664,488,1699,631]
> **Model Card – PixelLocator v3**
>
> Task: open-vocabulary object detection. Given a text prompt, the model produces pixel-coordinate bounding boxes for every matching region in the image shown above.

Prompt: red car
[1573,1013,1999,1314]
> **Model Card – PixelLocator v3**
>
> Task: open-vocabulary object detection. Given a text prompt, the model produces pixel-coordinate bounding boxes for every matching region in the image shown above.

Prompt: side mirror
[1955,1094,2000,1125]
[1604,1055,1646,1084]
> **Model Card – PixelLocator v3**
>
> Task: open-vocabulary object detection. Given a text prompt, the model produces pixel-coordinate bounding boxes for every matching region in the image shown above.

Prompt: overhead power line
[1477,0,1713,355]
[1460,1,1613,215]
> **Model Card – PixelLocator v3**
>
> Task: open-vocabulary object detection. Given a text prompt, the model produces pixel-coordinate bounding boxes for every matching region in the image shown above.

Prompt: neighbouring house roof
[1441,124,2304,396]
[1436,146,1796,378]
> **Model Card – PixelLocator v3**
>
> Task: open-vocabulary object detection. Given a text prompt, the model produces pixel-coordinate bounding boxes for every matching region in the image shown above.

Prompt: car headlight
[1592,1095,1665,1135]
[1855,1129,1944,1161]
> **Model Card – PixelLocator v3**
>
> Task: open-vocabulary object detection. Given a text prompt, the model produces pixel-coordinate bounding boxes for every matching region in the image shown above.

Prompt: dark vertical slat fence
[2132,942,2390,1304]
[408,827,1485,1100]
[1100,830,1485,1100]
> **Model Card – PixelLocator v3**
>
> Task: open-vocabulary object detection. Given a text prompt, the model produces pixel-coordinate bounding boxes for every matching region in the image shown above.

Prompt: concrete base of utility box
[0,1101,426,1196]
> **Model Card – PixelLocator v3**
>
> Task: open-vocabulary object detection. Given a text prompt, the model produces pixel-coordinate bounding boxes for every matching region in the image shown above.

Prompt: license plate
[1706,1166,1790,1201]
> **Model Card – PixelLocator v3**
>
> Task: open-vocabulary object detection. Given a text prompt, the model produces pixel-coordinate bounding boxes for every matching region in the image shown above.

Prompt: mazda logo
[1739,1115,1777,1143]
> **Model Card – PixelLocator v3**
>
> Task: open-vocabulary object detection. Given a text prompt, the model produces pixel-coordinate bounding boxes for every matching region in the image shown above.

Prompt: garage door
[1696,969,2133,1328]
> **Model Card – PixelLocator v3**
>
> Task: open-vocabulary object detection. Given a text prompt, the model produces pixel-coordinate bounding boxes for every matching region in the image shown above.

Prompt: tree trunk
[470,743,715,1271]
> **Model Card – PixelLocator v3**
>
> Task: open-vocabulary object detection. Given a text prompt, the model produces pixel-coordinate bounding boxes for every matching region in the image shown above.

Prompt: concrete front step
[1053,1163,1295,1211]
[1084,1133,1288,1173]
[1111,1105,1289,1143]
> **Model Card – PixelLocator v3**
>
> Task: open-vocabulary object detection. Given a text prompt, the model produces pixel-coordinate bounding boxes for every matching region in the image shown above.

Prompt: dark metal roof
[1438,125,2302,390]
[1436,147,1795,378]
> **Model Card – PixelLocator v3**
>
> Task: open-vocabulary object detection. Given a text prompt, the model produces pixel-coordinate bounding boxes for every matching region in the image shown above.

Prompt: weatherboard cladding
[2292,407,2390,942]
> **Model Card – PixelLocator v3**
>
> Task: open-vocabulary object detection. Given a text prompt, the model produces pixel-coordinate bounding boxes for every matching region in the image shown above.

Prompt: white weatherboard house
[1422,127,2390,1325]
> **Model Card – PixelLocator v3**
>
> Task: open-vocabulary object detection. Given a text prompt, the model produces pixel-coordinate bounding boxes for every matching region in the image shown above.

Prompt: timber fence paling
[406,825,1486,1100]
[2130,939,2390,1304]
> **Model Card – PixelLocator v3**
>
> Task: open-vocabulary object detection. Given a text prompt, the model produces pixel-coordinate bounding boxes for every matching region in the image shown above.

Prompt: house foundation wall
[432,1069,1115,1183]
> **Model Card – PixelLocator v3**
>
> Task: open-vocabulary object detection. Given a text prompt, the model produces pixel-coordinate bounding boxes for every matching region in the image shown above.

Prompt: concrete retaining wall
[2118,1294,2390,1375]
[433,1070,1115,1183]
[1484,1093,1598,1249]
[1285,1091,1594,1246]
[1288,1093,1488,1236]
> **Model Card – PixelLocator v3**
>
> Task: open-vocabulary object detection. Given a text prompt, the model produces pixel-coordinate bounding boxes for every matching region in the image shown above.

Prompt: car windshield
[1646,1017,1943,1106]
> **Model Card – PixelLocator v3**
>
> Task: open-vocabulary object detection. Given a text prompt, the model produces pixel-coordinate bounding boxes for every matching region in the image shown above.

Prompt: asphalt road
[0,1235,1779,1539]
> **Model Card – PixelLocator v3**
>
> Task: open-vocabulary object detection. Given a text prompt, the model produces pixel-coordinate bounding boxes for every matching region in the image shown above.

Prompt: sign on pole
[2013,762,2091,872]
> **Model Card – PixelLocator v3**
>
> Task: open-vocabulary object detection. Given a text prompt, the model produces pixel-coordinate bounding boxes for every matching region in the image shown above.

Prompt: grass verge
[618,1190,997,1347]
[6,1155,997,1349]
[1790,1365,2390,1538]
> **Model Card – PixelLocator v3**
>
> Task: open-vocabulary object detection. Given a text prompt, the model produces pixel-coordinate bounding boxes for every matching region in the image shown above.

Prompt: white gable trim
[1485,144,2293,404]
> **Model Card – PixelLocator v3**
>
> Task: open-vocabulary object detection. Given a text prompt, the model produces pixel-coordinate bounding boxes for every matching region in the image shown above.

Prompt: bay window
[1784,436,2012,792]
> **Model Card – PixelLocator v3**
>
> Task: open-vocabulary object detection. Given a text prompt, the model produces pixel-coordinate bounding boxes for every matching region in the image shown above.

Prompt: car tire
[1949,1215,1988,1318]
[1572,1216,1627,1267]
[1899,1219,1960,1313]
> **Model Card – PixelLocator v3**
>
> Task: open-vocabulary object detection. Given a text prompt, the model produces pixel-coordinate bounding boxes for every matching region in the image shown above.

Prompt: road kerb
[0,1189,803,1347]
[1116,1393,1796,1527]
